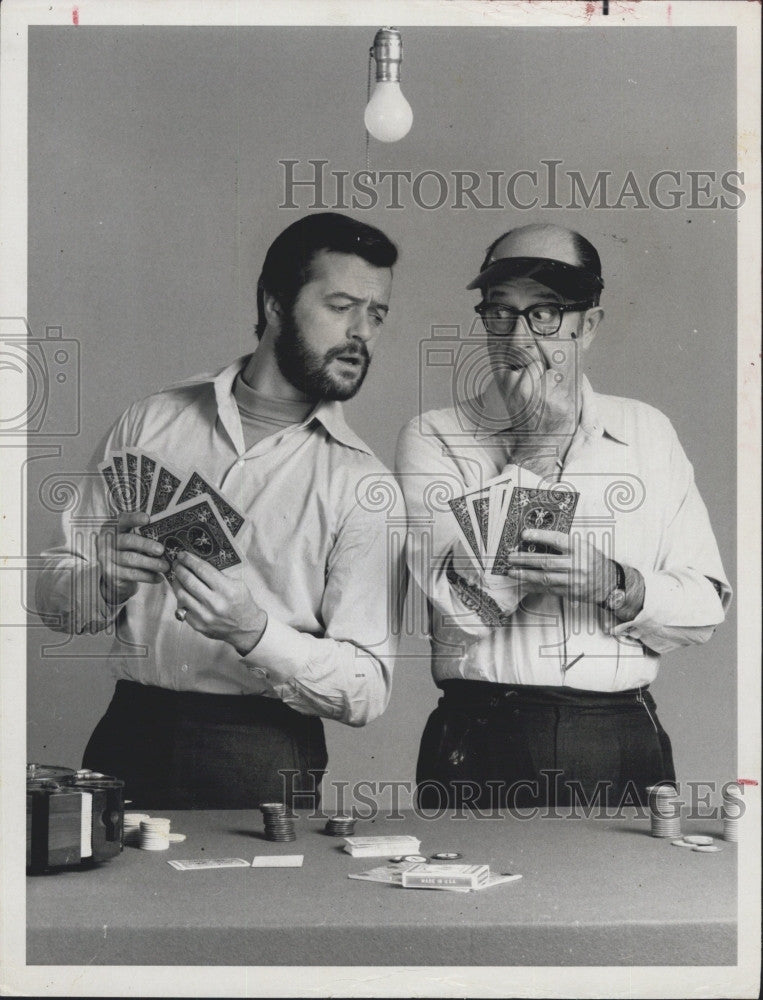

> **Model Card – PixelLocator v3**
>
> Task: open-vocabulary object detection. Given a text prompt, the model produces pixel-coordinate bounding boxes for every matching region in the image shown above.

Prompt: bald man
[396,224,731,810]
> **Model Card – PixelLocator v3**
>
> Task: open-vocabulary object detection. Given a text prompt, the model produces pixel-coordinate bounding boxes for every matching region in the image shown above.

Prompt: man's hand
[96,511,170,606]
[493,340,580,478]
[171,551,268,655]
[504,528,617,605]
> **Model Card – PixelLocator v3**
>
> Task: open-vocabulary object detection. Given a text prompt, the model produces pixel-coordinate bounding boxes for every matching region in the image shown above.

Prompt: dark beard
[274,309,371,402]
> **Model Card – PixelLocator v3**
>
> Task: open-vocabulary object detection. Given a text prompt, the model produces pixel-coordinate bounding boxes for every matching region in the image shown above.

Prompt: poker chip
[259,803,297,842]
[168,832,186,843]
[721,785,742,842]
[692,844,723,853]
[138,817,171,851]
[324,815,357,837]
[403,854,427,863]
[646,784,682,838]
[671,839,695,848]
[430,852,464,861]
[682,835,714,846]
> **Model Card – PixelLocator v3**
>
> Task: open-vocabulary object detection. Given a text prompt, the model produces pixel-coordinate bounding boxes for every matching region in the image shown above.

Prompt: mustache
[324,342,370,364]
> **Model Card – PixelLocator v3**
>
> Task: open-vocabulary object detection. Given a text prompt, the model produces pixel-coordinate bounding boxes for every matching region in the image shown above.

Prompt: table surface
[27,809,737,966]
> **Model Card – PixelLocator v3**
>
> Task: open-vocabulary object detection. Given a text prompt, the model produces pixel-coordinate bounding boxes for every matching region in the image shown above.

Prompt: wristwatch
[597,560,627,611]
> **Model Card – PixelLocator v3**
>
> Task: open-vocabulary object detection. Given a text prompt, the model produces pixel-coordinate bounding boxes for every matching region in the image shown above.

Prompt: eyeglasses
[474,300,594,337]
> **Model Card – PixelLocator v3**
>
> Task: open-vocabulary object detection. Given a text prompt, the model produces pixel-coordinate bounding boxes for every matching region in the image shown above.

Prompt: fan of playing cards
[98,450,245,580]
[448,465,579,577]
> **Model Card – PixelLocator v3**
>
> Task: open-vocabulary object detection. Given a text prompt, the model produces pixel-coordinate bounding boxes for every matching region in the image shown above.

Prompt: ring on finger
[175,608,187,623]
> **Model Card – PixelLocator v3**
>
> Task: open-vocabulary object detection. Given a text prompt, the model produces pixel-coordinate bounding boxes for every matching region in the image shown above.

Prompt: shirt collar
[205,354,373,457]
[473,373,630,445]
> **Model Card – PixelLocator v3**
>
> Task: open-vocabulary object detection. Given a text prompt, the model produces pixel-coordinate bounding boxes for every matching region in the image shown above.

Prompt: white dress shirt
[395,375,731,692]
[36,355,402,726]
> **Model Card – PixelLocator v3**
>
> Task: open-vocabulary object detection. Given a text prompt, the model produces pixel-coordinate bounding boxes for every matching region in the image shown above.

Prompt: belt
[111,679,309,727]
[438,678,651,711]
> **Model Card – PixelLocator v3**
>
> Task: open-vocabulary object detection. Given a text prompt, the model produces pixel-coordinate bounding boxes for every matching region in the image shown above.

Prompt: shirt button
[180,663,189,673]
[236,459,245,468]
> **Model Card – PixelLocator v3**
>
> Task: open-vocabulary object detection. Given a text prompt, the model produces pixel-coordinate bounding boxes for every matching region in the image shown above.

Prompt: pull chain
[364,48,373,174]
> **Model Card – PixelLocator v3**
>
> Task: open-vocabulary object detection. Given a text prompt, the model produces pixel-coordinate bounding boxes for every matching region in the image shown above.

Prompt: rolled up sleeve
[34,413,133,636]
[612,424,731,654]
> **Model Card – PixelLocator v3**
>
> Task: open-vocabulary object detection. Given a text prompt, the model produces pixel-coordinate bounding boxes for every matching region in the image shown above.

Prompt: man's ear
[578,307,604,350]
[263,291,283,330]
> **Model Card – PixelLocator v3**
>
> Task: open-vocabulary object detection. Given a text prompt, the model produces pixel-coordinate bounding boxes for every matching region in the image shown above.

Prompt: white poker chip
[671,839,695,847]
[431,852,464,861]
[692,844,723,853]
[168,833,186,843]
[403,854,427,863]
[682,835,714,846]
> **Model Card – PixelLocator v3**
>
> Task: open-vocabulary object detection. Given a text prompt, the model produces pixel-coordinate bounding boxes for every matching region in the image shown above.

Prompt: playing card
[148,461,184,516]
[175,470,246,537]
[448,494,484,570]
[492,486,579,574]
[167,858,250,871]
[487,479,515,561]
[472,495,491,553]
[111,452,137,511]
[137,495,242,581]
[138,451,159,513]
[98,460,129,514]
[123,448,156,513]
[251,855,304,867]
[124,450,141,511]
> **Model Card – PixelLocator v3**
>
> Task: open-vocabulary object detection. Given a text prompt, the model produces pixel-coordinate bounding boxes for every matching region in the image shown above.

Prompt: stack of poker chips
[324,814,356,837]
[721,784,743,843]
[259,803,297,842]
[646,783,682,838]
[123,812,151,846]
[139,817,171,851]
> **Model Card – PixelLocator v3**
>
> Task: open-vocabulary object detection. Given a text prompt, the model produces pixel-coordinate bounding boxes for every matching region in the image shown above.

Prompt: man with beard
[36,212,401,808]
[396,223,731,810]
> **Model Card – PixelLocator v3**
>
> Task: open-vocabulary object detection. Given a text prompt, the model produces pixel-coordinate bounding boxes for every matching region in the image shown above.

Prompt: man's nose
[508,314,536,340]
[347,311,374,343]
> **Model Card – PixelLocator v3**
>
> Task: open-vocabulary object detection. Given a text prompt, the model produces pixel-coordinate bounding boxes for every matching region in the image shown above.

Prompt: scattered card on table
[251,855,304,867]
[167,858,250,871]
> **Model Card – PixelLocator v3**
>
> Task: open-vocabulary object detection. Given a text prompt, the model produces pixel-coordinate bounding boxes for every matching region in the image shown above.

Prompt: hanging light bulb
[364,27,413,143]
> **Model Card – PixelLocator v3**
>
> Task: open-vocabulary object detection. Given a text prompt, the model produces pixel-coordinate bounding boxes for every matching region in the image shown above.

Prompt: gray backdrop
[26,26,736,806]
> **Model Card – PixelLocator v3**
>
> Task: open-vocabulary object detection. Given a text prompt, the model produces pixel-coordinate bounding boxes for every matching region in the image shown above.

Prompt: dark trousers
[416,680,676,810]
[83,680,328,810]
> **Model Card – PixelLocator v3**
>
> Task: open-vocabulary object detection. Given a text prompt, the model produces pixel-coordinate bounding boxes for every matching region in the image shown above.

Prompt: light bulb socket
[370,27,403,83]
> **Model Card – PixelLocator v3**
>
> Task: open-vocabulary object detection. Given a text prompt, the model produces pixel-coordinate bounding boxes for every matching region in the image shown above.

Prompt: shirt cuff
[89,569,128,631]
[238,616,313,684]
[611,570,726,645]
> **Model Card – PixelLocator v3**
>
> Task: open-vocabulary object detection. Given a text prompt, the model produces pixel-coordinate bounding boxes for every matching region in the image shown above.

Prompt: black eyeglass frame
[474,299,596,337]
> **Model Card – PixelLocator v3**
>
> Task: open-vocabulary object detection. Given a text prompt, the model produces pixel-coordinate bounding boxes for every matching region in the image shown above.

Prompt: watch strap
[597,560,626,609]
